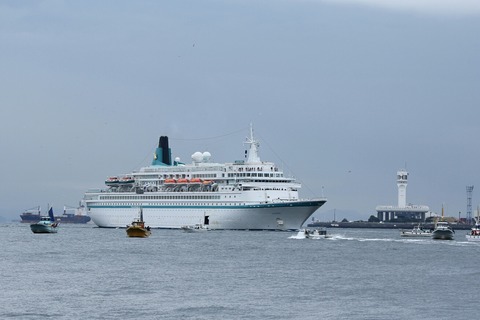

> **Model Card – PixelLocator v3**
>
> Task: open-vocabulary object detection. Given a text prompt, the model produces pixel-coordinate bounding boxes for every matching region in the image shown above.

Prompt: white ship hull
[87,199,325,230]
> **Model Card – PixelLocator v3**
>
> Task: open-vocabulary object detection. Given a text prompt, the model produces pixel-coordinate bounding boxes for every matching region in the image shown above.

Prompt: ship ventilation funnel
[152,136,172,166]
[159,136,171,165]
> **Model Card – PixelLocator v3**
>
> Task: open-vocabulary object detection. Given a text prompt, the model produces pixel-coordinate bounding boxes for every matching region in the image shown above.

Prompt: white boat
[308,228,331,239]
[30,207,58,234]
[466,209,480,242]
[466,223,480,241]
[400,224,432,237]
[181,224,209,233]
[84,125,326,230]
[289,228,331,239]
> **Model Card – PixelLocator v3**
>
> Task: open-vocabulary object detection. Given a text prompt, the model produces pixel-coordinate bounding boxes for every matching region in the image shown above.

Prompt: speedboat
[181,224,209,232]
[308,228,331,239]
[30,208,58,234]
[289,228,331,239]
[126,208,151,238]
[400,224,432,237]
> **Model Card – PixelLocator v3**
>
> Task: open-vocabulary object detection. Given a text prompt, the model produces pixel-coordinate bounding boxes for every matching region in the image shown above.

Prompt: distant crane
[466,185,474,224]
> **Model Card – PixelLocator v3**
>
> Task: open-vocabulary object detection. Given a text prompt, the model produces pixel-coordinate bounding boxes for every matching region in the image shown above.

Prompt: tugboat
[30,207,59,234]
[126,208,151,238]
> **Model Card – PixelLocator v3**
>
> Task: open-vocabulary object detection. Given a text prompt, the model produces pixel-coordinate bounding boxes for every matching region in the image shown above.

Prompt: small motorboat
[289,228,331,239]
[308,228,331,239]
[466,209,480,242]
[181,224,209,233]
[400,224,432,237]
[466,223,480,242]
[30,207,58,234]
[126,208,151,238]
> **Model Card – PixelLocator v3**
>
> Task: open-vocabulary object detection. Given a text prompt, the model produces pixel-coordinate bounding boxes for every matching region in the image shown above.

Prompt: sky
[1,0,480,222]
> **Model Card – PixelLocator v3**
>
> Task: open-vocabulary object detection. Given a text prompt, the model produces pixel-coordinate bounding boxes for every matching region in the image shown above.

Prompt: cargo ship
[20,205,91,224]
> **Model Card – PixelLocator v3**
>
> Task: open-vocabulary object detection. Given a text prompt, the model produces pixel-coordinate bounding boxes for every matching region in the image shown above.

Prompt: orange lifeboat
[190,178,203,183]
[164,179,176,184]
[177,178,189,184]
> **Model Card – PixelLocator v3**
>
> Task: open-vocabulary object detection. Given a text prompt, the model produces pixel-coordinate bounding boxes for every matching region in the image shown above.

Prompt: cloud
[319,0,480,16]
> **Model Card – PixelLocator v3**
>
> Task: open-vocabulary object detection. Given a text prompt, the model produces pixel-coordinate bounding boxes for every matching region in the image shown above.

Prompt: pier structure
[376,169,429,222]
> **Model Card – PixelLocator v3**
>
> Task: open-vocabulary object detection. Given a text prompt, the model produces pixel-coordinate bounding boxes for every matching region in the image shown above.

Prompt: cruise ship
[84,125,326,230]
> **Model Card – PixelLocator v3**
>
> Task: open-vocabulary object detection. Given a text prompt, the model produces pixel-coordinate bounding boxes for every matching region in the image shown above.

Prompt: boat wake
[288,232,342,240]
[288,230,478,246]
[300,235,480,247]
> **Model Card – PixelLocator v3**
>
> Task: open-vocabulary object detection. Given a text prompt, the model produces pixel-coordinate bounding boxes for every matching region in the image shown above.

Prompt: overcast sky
[1,0,479,222]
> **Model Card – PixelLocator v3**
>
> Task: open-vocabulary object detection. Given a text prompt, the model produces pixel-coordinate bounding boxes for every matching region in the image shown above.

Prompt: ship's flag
[48,207,55,222]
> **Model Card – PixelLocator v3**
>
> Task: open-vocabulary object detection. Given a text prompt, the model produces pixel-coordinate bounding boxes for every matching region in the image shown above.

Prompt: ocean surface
[1,223,478,320]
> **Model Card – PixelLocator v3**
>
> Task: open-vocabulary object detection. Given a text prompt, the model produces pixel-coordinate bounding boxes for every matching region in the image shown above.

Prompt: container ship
[83,125,326,230]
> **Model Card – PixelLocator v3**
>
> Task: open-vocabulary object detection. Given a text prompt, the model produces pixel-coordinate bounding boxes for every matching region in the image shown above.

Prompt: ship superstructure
[84,125,326,230]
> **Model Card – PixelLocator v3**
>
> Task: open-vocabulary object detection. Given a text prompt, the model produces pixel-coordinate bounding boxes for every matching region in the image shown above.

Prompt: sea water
[1,224,478,319]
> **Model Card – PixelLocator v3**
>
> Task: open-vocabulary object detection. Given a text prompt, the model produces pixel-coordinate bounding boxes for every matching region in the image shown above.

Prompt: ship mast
[244,123,261,164]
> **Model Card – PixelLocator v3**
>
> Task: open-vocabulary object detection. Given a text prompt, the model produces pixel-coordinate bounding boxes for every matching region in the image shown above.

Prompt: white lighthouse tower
[397,169,408,208]
[375,168,429,222]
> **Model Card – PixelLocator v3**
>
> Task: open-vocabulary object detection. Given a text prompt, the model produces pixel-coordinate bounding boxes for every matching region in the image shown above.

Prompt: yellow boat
[126,208,151,238]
